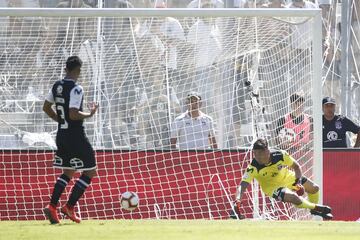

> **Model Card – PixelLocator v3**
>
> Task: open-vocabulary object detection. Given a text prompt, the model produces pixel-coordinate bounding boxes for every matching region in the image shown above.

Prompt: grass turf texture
[0,220,359,240]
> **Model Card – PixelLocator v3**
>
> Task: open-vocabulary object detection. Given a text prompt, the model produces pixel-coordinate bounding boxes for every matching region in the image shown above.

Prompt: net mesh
[0,11,317,220]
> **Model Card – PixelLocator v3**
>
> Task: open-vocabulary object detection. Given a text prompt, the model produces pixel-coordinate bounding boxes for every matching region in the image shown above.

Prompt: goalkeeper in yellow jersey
[234,138,333,220]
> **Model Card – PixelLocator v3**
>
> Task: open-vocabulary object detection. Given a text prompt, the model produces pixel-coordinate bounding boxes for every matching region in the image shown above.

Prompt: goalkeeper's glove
[292,177,304,196]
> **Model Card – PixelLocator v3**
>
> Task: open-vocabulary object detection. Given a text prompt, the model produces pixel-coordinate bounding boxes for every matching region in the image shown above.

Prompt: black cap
[253,138,268,150]
[290,93,305,103]
[322,97,336,105]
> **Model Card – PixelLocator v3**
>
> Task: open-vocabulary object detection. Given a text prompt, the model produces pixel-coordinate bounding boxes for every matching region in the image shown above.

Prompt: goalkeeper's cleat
[61,204,81,223]
[232,200,245,220]
[314,205,332,214]
[43,204,60,224]
[311,205,333,220]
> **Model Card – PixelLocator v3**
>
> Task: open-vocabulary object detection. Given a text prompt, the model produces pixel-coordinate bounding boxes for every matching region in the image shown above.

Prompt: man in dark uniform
[322,97,360,148]
[42,56,98,224]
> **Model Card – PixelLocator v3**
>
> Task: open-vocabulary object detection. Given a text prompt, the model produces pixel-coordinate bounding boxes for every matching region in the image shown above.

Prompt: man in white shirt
[170,92,217,150]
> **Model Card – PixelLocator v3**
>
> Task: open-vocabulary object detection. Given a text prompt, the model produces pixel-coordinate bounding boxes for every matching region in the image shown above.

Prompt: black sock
[67,174,92,207]
[50,174,70,206]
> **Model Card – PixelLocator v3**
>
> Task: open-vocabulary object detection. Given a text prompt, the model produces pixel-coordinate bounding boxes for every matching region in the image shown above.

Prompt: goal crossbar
[0,8,321,18]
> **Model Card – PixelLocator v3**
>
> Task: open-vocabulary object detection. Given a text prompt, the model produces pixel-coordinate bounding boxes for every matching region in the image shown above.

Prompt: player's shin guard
[296,198,316,210]
[307,191,319,204]
[67,174,92,207]
[50,174,70,206]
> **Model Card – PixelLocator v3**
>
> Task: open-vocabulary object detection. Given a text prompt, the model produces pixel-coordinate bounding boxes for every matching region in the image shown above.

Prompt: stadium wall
[323,149,360,221]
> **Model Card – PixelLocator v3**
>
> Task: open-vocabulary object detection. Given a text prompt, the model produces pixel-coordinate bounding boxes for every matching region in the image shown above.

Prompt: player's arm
[233,167,253,219]
[290,160,302,181]
[43,100,58,122]
[282,150,302,181]
[235,181,250,202]
[344,117,360,147]
[235,166,255,201]
[68,86,98,121]
[233,182,249,219]
[69,103,98,120]
[43,88,58,122]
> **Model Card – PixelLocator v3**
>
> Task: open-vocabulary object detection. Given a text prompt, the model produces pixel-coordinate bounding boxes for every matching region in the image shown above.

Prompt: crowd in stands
[0,0,358,150]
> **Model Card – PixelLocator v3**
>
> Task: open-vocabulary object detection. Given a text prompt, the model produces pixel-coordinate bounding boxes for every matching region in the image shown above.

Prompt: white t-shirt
[187,19,222,68]
[170,111,215,150]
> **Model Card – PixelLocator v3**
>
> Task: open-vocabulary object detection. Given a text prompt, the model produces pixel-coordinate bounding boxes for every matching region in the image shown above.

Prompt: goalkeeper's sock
[308,191,319,204]
[67,174,92,207]
[296,198,316,210]
[50,174,70,206]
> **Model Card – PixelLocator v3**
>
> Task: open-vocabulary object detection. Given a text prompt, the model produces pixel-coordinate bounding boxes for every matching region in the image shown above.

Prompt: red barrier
[323,149,360,221]
[1,150,358,221]
[0,150,249,220]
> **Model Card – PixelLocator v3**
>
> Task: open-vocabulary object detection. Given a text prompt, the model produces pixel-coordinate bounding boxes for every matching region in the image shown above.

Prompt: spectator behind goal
[276,93,312,154]
[170,92,217,150]
[322,97,360,148]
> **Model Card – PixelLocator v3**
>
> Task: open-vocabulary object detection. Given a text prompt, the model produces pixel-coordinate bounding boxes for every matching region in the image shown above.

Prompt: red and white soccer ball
[120,191,139,211]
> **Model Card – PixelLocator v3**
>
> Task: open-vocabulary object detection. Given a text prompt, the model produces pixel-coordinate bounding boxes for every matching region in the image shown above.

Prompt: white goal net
[0,8,322,220]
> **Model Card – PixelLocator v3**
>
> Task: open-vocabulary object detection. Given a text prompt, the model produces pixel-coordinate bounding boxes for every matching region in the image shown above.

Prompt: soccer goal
[0,8,322,220]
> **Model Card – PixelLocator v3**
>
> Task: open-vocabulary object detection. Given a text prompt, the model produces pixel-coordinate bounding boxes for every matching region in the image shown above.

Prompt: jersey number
[56,105,68,129]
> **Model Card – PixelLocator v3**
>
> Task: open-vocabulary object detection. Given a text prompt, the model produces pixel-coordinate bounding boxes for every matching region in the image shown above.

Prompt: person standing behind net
[42,56,99,224]
[322,97,360,148]
[170,92,217,150]
[276,93,312,154]
[233,138,333,220]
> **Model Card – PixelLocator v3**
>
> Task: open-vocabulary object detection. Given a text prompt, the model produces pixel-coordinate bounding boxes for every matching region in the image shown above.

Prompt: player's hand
[293,184,305,196]
[233,200,245,220]
[292,178,304,196]
[88,102,99,117]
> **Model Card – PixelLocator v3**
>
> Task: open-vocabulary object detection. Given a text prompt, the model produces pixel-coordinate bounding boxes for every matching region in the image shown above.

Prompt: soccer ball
[120,191,139,211]
[278,128,297,142]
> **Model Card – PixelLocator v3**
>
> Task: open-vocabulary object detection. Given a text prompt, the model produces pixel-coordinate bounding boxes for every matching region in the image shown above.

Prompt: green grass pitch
[0,220,359,240]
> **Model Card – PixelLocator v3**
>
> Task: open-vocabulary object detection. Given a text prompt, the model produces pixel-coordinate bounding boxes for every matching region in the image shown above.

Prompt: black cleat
[311,205,333,220]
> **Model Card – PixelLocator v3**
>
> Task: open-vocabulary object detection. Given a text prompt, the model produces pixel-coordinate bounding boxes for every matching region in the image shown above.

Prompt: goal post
[0,8,323,220]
